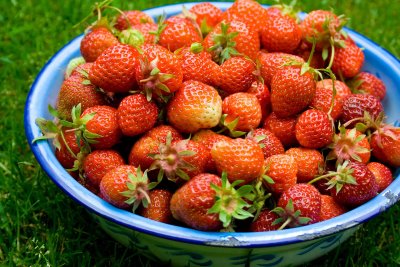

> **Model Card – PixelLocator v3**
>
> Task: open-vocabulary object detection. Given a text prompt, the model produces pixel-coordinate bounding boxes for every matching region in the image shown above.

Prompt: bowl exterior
[92,213,358,267]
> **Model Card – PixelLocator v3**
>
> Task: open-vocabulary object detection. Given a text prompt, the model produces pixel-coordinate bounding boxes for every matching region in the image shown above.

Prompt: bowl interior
[24,2,400,248]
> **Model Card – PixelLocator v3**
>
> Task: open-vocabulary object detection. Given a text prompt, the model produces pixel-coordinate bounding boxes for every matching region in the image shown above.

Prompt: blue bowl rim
[24,2,400,248]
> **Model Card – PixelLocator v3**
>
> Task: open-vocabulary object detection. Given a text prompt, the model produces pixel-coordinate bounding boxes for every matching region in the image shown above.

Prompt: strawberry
[146,124,183,143]
[286,147,324,183]
[247,128,284,159]
[136,44,183,100]
[295,109,333,149]
[158,16,202,52]
[331,37,364,79]
[319,195,347,221]
[166,80,222,133]
[270,65,316,118]
[55,129,83,170]
[263,112,298,148]
[327,127,370,164]
[81,105,122,149]
[99,165,151,210]
[132,22,158,44]
[349,71,386,100]
[117,94,159,137]
[247,81,271,122]
[89,44,141,93]
[310,79,351,120]
[57,63,108,120]
[216,56,256,94]
[170,173,223,231]
[257,51,305,88]
[263,154,297,195]
[222,92,262,132]
[370,127,400,167]
[83,149,125,187]
[293,41,326,69]
[138,189,173,223]
[340,94,383,127]
[114,10,155,31]
[249,209,281,232]
[189,2,223,35]
[275,183,322,227]
[367,162,393,192]
[211,138,264,184]
[80,27,119,62]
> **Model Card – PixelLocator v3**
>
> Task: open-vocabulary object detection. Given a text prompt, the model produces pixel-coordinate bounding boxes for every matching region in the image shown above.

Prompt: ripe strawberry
[327,161,378,207]
[158,16,202,52]
[114,10,155,31]
[189,2,223,35]
[89,44,141,93]
[170,173,223,231]
[295,109,333,149]
[275,183,322,227]
[310,79,351,120]
[257,51,305,88]
[138,189,173,223]
[146,124,183,143]
[132,22,158,44]
[370,127,400,167]
[286,147,324,183]
[332,37,364,79]
[349,71,386,100]
[80,27,119,62]
[81,105,121,150]
[117,94,158,137]
[367,162,393,193]
[247,81,271,122]
[327,127,370,164]
[247,128,284,159]
[222,92,262,132]
[167,80,222,133]
[340,94,383,127]
[293,41,326,69]
[100,165,151,210]
[136,44,183,99]
[211,138,264,184]
[263,154,297,195]
[249,209,280,232]
[320,195,347,221]
[57,63,108,120]
[263,112,298,148]
[55,129,82,169]
[270,65,316,118]
[83,149,125,187]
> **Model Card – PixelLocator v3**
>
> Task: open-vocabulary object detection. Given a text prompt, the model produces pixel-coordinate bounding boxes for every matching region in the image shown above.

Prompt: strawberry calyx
[270,0,301,22]
[247,180,272,221]
[120,166,152,212]
[118,28,145,49]
[149,14,167,44]
[208,22,241,64]
[208,172,254,229]
[64,57,86,79]
[218,114,246,138]
[272,199,311,229]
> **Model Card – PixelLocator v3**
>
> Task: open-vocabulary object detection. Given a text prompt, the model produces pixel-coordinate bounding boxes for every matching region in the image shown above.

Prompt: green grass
[1,0,399,266]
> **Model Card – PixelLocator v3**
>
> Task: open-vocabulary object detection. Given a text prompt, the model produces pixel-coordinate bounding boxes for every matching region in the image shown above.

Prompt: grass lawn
[1,0,399,266]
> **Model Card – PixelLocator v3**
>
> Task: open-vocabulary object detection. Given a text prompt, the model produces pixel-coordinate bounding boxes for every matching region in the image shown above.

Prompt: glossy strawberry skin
[367,162,393,193]
[89,44,141,93]
[167,80,222,133]
[189,2,223,29]
[332,38,364,79]
[249,128,284,159]
[340,94,384,127]
[170,173,222,231]
[114,10,154,31]
[286,147,324,183]
[250,209,280,232]
[263,112,298,148]
[353,72,386,100]
[270,66,316,118]
[247,81,271,122]
[264,154,297,195]
[320,195,346,221]
[139,189,173,223]
[55,130,82,169]
[132,23,158,44]
[117,94,158,137]
[211,138,264,184]
[295,109,333,149]
[370,128,400,167]
[80,27,119,62]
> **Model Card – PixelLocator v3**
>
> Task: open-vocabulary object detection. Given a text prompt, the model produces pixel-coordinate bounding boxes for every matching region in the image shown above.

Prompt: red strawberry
[270,65,316,118]
[263,112,298,148]
[340,94,384,127]
[167,80,222,133]
[286,147,324,183]
[332,37,364,79]
[189,2,223,35]
[293,41,326,69]
[170,173,223,231]
[146,124,183,143]
[211,138,264,184]
[222,92,262,132]
[83,149,125,187]
[250,209,280,232]
[263,154,297,195]
[55,129,82,169]
[89,44,141,93]
[132,22,158,44]
[247,128,284,159]
[275,183,322,227]
[320,195,347,221]
[117,94,158,137]
[82,105,122,149]
[80,27,119,62]
[370,127,400,167]
[295,109,333,149]
[367,162,393,192]
[114,10,154,31]
[349,72,386,100]
[247,81,271,122]
[138,189,173,223]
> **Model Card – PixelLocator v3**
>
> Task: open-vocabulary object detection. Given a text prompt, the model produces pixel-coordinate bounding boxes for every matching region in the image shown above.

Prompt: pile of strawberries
[35,0,400,232]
